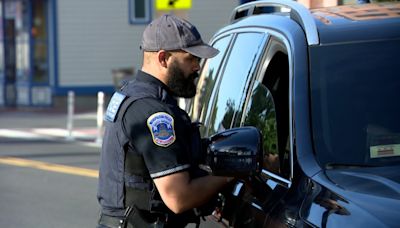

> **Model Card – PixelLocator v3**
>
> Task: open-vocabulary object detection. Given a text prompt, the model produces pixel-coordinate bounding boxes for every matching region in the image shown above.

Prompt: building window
[32,0,49,84]
[129,0,152,24]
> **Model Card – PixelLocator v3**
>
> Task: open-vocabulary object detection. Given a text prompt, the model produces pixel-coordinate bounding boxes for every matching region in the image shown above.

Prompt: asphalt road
[0,109,101,228]
[0,161,99,228]
[0,139,101,228]
[0,109,220,228]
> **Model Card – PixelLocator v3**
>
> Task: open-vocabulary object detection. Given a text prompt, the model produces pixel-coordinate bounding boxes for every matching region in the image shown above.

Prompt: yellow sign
[156,0,192,10]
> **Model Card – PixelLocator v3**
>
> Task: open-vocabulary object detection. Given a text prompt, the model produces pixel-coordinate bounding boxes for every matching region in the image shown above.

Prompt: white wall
[56,0,239,88]
[57,0,144,87]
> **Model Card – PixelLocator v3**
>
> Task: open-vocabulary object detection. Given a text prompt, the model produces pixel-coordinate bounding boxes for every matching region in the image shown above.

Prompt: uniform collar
[126,70,177,105]
[136,70,164,87]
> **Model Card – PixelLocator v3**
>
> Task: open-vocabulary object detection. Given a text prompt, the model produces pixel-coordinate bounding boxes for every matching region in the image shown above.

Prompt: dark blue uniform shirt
[97,70,193,217]
[123,73,192,179]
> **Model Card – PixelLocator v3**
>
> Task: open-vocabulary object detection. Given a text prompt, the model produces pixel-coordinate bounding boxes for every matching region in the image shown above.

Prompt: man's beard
[167,61,198,98]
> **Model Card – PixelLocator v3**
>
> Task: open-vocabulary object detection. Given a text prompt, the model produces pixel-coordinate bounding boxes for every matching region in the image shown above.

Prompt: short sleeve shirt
[122,73,192,179]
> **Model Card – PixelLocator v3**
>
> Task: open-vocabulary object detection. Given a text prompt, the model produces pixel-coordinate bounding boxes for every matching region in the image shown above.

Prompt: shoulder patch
[147,112,176,147]
[104,92,127,122]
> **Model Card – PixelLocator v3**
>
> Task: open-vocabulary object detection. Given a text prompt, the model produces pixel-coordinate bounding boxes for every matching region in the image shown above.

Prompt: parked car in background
[188,0,400,227]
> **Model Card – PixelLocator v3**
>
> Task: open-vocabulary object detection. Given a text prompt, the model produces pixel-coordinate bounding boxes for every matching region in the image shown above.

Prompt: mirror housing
[206,126,262,176]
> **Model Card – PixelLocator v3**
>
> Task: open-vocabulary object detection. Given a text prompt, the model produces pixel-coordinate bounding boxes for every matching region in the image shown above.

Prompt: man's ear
[158,50,169,68]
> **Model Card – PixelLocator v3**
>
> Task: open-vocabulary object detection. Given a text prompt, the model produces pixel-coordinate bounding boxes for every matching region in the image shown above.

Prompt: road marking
[0,129,52,140]
[0,128,97,140]
[0,156,98,178]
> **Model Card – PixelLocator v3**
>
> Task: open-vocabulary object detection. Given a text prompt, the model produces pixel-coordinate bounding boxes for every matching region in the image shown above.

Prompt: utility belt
[119,184,202,228]
[116,184,199,228]
[98,208,199,228]
[98,206,167,228]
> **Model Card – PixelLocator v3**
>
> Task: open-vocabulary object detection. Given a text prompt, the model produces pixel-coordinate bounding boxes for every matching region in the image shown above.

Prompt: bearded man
[97,14,233,228]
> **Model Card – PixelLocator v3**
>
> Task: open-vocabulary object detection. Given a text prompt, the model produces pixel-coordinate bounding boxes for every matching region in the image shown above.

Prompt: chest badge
[147,112,176,147]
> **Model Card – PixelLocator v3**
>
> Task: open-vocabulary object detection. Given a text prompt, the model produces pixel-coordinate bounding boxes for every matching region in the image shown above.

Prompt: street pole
[66,91,75,141]
[96,91,104,144]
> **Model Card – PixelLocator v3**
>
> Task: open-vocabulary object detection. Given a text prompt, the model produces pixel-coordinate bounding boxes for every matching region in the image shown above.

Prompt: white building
[0,0,238,107]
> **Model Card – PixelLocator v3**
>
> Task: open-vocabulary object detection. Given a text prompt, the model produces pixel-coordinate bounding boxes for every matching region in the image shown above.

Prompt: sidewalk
[0,107,101,147]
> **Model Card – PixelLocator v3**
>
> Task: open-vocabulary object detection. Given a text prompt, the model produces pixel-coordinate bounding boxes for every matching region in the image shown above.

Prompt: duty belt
[98,209,167,228]
[98,214,124,228]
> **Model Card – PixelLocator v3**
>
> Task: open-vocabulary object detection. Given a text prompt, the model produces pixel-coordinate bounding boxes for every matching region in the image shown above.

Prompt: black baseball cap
[141,14,219,59]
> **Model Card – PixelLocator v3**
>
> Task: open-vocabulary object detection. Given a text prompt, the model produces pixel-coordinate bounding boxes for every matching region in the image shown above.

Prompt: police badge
[147,112,176,147]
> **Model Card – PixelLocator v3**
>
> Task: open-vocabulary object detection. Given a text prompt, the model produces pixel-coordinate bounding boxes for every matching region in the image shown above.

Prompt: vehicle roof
[226,1,400,46]
[311,3,400,44]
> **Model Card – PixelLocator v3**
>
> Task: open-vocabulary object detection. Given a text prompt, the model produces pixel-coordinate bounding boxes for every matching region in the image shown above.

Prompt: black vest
[97,72,204,220]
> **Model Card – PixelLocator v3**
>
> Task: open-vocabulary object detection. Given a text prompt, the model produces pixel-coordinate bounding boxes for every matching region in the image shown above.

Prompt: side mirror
[206,126,262,176]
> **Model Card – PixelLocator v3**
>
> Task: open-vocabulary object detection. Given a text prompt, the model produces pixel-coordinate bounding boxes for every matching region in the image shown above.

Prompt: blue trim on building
[51,0,59,92]
[53,85,115,96]
[2,0,18,106]
[28,0,33,105]
[0,0,5,105]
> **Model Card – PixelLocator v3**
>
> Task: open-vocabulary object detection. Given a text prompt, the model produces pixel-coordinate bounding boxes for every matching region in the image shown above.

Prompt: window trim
[128,0,152,24]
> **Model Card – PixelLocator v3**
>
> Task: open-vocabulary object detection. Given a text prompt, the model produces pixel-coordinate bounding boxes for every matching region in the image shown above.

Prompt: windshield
[310,39,400,168]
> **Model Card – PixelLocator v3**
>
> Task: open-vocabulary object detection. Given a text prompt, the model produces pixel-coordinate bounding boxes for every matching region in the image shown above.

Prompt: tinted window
[243,82,280,174]
[190,35,232,135]
[310,39,400,167]
[242,42,290,179]
[261,50,290,178]
[205,32,266,136]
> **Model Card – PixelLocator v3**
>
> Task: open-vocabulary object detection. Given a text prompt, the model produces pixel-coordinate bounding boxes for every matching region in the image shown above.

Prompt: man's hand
[153,171,233,214]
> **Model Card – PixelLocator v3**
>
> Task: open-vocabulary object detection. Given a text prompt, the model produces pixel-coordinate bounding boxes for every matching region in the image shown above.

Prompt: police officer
[97,14,233,228]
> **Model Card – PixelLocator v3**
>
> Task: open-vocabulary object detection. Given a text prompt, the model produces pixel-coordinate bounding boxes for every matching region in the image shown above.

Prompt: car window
[243,81,280,174]
[205,32,266,136]
[190,35,232,135]
[242,43,290,180]
[261,48,290,179]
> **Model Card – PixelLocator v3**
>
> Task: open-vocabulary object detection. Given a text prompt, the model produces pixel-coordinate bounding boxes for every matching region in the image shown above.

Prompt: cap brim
[183,44,219,59]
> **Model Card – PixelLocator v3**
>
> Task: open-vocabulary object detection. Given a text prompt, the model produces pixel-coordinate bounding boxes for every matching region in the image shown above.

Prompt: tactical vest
[98,78,205,222]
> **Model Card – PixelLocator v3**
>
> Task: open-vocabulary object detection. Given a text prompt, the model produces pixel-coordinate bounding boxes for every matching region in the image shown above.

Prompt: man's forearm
[185,175,233,210]
[154,172,233,214]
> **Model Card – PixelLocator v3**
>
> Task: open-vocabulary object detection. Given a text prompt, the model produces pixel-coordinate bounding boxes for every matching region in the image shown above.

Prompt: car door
[214,34,294,227]
[190,30,268,226]
[191,28,296,227]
